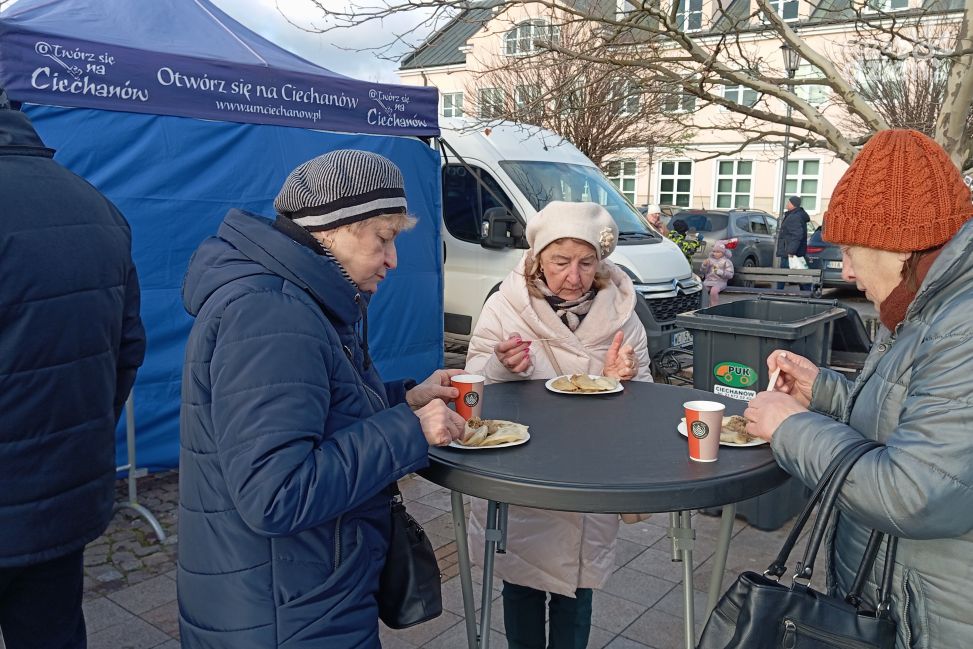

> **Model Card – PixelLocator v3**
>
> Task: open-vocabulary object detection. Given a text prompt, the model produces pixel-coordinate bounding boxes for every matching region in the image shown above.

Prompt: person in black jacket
[0,88,146,648]
[776,196,811,289]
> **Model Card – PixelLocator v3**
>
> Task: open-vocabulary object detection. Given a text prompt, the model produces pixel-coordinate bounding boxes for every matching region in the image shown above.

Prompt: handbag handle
[794,441,881,582]
[763,439,878,579]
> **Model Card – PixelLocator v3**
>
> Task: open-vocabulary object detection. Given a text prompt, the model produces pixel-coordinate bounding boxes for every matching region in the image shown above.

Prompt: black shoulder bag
[377,481,444,629]
[698,440,899,649]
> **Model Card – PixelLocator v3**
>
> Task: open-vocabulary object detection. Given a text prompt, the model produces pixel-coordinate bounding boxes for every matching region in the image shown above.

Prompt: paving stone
[416,488,457,513]
[601,567,675,608]
[614,538,646,569]
[141,600,180,638]
[414,619,508,649]
[85,616,170,649]
[626,547,687,584]
[134,544,160,557]
[587,625,618,649]
[92,567,124,583]
[651,586,709,628]
[590,590,647,633]
[615,520,667,546]
[382,609,462,647]
[623,608,697,649]
[404,500,448,525]
[155,640,181,649]
[107,575,177,615]
[118,559,144,572]
[399,475,445,502]
[604,635,652,649]
[82,597,139,634]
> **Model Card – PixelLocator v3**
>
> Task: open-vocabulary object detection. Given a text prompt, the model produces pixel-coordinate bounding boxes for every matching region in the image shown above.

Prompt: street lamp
[773,43,802,268]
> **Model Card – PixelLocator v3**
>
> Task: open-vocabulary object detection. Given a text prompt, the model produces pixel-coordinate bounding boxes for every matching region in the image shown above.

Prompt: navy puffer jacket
[0,108,145,567]
[178,209,430,648]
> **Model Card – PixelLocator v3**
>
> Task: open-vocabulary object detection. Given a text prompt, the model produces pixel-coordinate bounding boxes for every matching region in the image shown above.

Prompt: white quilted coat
[464,254,652,596]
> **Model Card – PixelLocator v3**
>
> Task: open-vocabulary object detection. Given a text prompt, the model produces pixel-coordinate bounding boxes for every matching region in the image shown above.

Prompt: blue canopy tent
[0,0,443,471]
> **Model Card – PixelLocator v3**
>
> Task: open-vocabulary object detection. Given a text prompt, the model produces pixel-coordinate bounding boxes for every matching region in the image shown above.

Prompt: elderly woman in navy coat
[177,150,466,648]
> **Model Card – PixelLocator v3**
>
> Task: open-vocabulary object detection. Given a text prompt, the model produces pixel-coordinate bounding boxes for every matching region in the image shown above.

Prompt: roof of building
[400,1,501,70]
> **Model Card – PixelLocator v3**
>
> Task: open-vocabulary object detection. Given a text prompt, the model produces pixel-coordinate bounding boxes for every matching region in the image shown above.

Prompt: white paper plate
[677,421,766,447]
[449,432,531,450]
[544,375,624,395]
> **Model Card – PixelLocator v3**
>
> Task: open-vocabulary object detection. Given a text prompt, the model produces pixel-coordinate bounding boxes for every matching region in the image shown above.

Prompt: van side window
[442,164,513,244]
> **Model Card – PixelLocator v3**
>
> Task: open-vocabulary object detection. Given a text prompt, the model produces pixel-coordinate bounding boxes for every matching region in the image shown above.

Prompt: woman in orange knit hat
[744,129,973,648]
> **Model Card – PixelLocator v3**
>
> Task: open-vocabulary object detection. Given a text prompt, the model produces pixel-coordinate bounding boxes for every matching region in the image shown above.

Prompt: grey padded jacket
[771,217,973,649]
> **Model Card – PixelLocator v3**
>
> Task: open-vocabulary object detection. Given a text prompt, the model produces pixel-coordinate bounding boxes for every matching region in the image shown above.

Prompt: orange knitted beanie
[824,129,973,252]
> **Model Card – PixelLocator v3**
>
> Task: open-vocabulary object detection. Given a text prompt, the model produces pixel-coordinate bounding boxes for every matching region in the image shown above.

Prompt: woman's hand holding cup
[495,333,531,374]
[416,400,466,447]
[767,350,819,408]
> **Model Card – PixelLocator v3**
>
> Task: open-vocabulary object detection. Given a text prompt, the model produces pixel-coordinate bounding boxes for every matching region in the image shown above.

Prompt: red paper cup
[451,374,485,420]
[683,400,725,462]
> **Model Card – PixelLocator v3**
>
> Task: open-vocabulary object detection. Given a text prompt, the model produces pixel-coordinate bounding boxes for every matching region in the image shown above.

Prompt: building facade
[399,0,962,222]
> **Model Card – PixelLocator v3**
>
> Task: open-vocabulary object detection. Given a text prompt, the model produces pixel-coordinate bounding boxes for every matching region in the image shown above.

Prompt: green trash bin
[674,296,847,530]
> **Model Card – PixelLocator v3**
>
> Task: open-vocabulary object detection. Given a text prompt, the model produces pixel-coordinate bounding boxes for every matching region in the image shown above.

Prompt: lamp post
[773,43,802,268]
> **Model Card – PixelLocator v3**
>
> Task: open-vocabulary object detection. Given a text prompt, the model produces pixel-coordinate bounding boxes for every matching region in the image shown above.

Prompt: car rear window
[670,212,728,232]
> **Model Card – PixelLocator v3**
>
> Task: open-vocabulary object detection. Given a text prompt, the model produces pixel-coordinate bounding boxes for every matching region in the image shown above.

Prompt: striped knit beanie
[824,129,973,252]
[274,150,407,232]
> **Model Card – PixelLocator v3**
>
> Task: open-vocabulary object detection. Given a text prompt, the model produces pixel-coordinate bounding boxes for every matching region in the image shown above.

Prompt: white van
[435,118,702,361]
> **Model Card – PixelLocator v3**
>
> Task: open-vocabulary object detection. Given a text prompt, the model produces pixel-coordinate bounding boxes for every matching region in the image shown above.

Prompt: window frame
[441,92,464,118]
[764,0,800,21]
[606,159,639,205]
[721,84,760,109]
[478,87,505,119]
[780,158,821,213]
[713,159,753,209]
[676,0,703,32]
[504,20,558,57]
[657,159,694,208]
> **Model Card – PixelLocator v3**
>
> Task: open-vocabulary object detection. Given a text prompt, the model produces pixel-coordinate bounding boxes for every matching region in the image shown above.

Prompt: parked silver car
[664,208,779,284]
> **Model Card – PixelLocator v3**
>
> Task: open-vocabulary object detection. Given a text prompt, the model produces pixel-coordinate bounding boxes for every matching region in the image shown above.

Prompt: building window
[714,160,753,208]
[479,87,505,119]
[677,0,703,31]
[442,92,464,118]
[663,87,696,113]
[784,159,820,212]
[794,65,827,106]
[865,0,908,11]
[613,80,641,116]
[722,84,759,108]
[659,160,693,207]
[766,0,799,20]
[515,84,541,122]
[504,20,559,56]
[616,0,634,18]
[606,160,638,204]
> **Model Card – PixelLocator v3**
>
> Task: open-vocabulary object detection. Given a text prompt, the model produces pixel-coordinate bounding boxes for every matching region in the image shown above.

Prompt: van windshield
[499,160,657,238]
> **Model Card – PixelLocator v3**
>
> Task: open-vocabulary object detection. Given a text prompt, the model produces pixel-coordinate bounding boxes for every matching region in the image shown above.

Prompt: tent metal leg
[113,392,166,542]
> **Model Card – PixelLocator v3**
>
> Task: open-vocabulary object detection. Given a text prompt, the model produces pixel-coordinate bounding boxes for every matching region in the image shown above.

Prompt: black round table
[419,380,788,649]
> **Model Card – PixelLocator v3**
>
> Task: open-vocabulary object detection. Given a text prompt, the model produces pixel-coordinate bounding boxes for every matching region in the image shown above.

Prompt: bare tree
[293,0,973,176]
[463,21,687,166]
[840,29,973,144]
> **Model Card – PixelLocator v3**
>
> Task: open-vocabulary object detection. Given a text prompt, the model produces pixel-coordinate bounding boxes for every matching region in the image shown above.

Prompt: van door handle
[443,241,447,263]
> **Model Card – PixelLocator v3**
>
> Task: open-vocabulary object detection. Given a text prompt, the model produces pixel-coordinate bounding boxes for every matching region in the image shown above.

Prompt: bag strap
[846,529,884,608]
[876,535,899,618]
[763,438,877,579]
[794,441,881,582]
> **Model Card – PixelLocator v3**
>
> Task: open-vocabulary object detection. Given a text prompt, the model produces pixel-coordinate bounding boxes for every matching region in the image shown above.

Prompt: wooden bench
[722,267,825,298]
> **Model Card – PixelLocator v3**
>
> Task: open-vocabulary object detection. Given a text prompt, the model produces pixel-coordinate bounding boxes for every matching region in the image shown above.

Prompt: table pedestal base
[449,494,737,649]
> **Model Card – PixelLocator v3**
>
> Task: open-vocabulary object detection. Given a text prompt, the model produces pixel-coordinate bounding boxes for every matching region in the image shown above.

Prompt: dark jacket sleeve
[384,379,416,408]
[114,263,146,422]
[779,212,806,256]
[210,290,430,537]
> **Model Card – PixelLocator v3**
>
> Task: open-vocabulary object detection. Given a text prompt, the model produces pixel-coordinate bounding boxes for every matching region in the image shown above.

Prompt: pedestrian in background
[668,218,702,263]
[700,241,734,306]
[0,87,146,648]
[644,203,667,235]
[178,150,465,648]
[776,195,810,289]
[747,130,973,648]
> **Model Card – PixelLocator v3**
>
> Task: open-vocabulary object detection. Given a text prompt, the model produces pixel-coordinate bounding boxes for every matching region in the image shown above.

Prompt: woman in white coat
[465,201,653,649]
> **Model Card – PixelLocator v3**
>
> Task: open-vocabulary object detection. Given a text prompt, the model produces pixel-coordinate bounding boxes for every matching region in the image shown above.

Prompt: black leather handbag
[377,482,443,629]
[698,440,899,649]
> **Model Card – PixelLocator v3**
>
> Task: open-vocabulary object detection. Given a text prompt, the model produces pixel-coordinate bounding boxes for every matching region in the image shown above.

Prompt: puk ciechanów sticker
[714,362,757,388]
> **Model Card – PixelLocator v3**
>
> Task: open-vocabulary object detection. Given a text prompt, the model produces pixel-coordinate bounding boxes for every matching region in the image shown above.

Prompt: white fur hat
[526,201,618,260]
